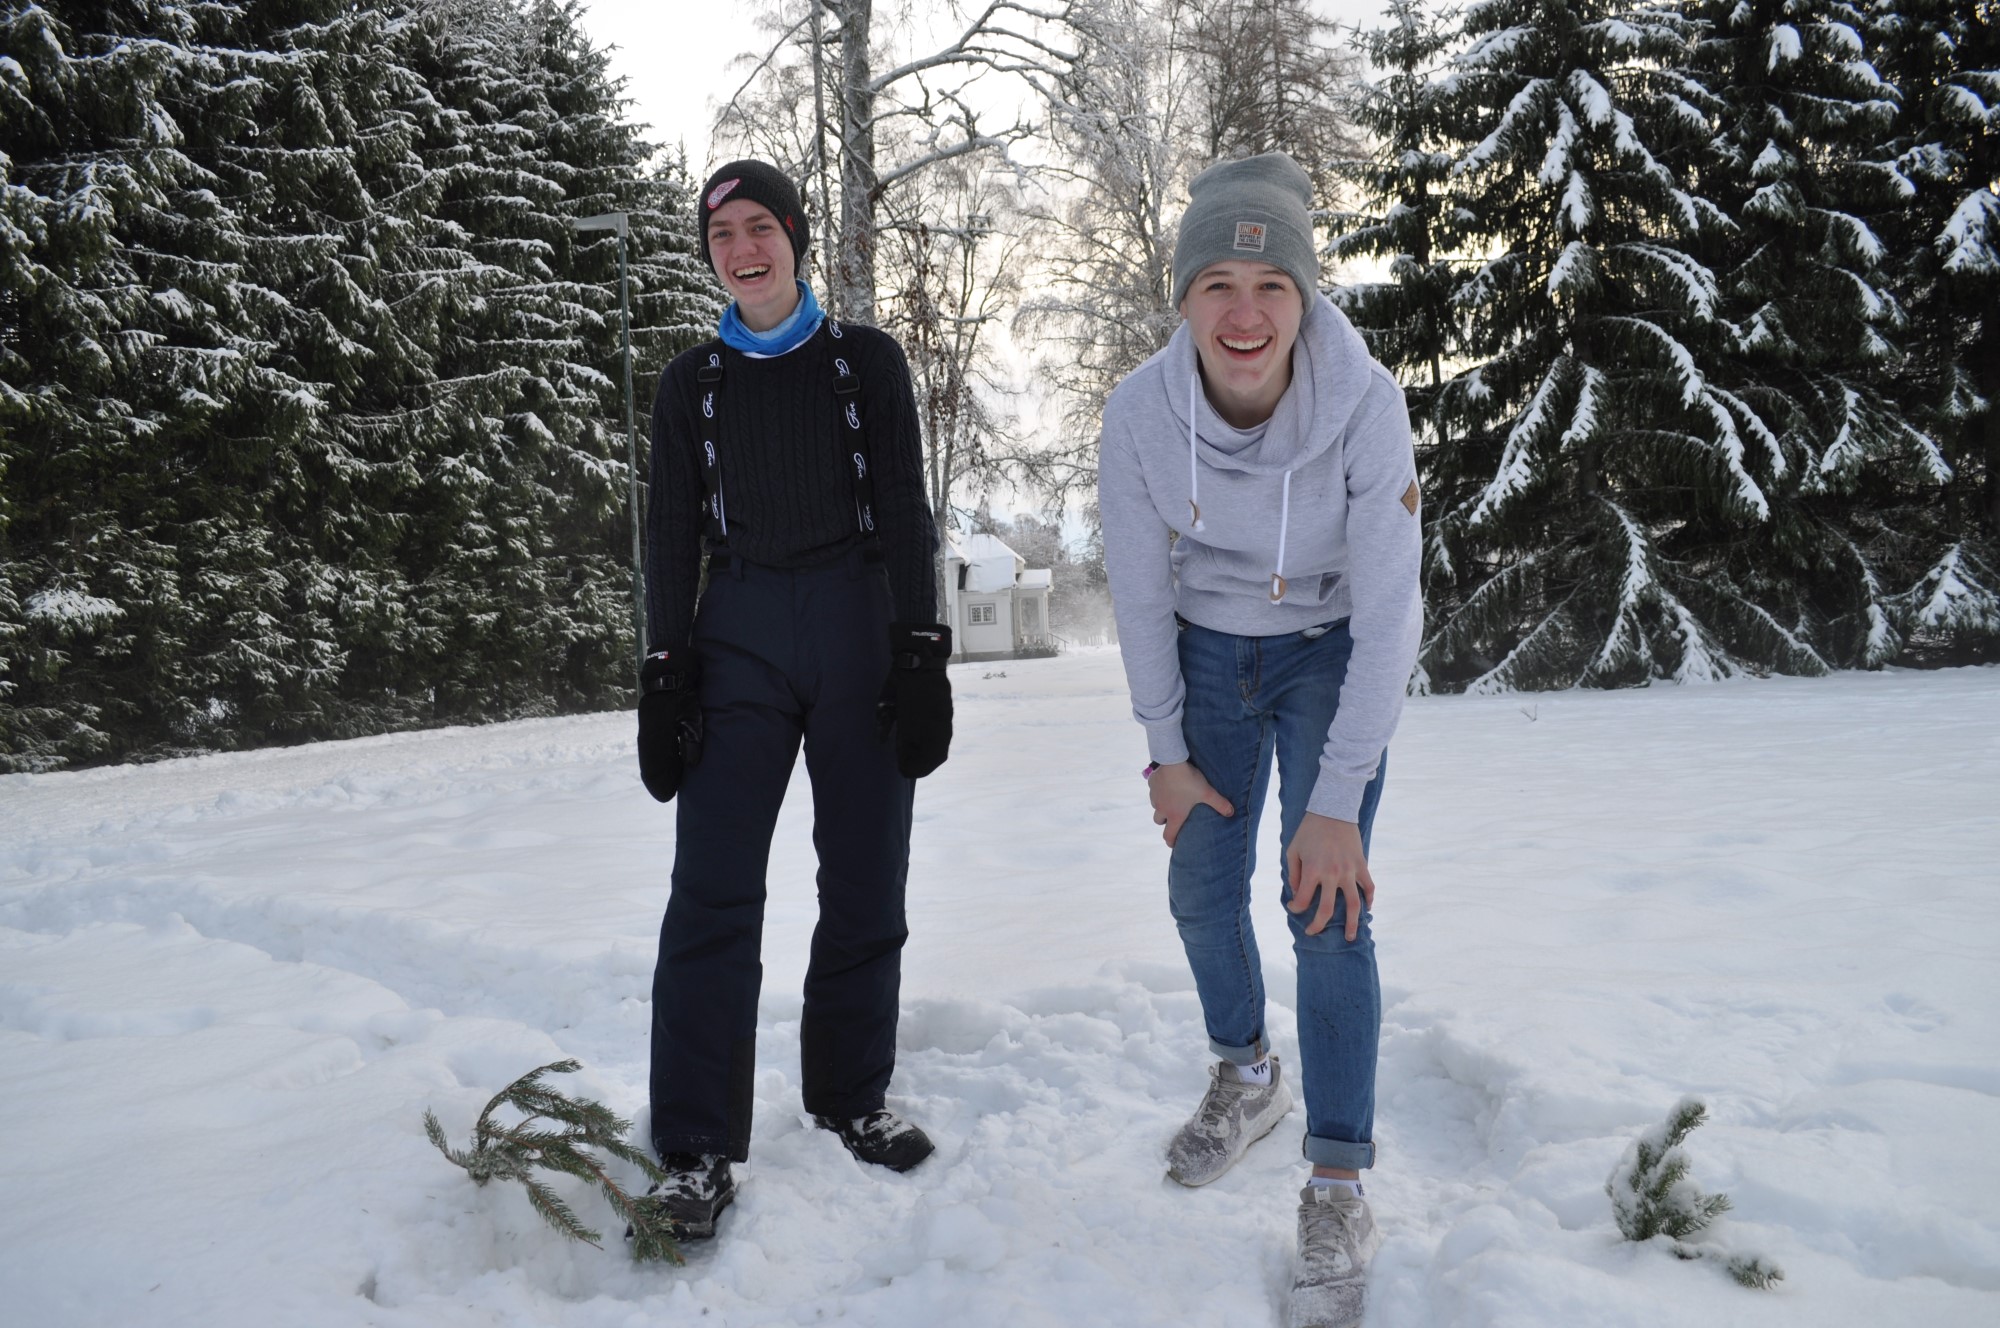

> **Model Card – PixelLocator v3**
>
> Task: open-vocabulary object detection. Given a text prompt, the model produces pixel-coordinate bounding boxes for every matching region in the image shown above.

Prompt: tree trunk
[834,0,878,323]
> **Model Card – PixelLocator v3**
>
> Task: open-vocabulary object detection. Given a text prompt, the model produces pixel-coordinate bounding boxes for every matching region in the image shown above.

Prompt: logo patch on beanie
[707,178,741,210]
[1233,221,1266,252]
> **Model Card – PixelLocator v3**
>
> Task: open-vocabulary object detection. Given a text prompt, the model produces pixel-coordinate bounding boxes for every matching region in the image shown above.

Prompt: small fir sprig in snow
[424,1059,679,1264]
[1606,1097,1783,1289]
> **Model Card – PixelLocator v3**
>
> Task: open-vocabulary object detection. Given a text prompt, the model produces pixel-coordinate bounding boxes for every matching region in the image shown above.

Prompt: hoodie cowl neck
[1162,295,1374,475]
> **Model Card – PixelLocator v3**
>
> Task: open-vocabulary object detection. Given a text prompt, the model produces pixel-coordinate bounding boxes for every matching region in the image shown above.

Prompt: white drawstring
[1192,369,1293,604]
[1187,372,1204,532]
[1271,471,1291,603]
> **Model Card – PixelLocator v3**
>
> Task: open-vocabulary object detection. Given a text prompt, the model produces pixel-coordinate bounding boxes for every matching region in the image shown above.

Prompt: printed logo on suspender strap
[830,344,876,534]
[695,352,726,539]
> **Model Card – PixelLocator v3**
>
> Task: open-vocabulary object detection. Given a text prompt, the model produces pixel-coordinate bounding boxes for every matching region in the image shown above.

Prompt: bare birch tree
[1014,0,1195,454]
[714,0,1082,324]
[1187,0,1361,208]
[1017,0,1361,473]
[876,164,1035,531]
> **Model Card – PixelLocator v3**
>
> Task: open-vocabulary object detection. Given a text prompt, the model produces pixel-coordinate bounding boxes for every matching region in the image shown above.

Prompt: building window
[968,603,997,626]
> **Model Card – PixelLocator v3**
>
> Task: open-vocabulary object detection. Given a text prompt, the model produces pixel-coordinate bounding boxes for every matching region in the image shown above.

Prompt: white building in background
[942,532,1054,661]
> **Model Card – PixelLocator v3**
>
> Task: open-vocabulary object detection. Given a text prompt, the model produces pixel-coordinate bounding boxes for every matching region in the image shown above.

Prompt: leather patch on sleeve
[1400,480,1420,515]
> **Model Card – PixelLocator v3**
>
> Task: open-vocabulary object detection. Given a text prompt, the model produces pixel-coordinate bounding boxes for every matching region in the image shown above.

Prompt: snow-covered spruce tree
[1329,0,1464,672]
[4,0,707,770]
[399,0,578,725]
[625,148,727,412]
[1685,0,1943,669]
[1867,0,2000,660]
[401,0,715,720]
[3,0,182,768]
[1607,1098,1784,1289]
[0,0,305,769]
[184,0,445,750]
[1422,0,1813,691]
[535,1,723,702]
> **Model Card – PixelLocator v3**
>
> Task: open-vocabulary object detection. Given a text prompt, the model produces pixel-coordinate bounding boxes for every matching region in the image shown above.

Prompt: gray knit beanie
[1171,153,1318,308]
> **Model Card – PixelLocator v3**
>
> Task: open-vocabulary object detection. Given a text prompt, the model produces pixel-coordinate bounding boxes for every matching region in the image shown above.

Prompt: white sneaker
[1164,1055,1293,1186]
[1288,1184,1381,1328]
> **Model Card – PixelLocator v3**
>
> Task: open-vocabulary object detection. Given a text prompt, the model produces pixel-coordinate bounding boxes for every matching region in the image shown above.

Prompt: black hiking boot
[633,1152,734,1241]
[813,1108,935,1172]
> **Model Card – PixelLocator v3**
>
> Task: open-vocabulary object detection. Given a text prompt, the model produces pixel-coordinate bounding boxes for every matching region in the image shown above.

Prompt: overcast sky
[577,1,1391,175]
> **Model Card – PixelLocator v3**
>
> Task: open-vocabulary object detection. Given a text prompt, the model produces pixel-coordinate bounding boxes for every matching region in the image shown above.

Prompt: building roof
[945,532,1032,594]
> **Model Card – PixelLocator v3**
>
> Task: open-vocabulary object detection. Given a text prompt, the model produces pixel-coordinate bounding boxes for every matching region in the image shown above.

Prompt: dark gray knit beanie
[1171,153,1318,307]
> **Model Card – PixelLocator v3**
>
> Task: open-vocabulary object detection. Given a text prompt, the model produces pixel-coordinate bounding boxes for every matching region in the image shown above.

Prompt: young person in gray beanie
[1097,152,1421,1328]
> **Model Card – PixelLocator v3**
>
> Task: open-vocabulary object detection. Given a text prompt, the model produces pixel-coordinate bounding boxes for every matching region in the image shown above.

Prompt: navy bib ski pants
[649,547,914,1161]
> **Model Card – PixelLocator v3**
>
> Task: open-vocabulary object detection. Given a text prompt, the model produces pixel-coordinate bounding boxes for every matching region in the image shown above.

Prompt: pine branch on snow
[1606,1097,1783,1289]
[424,1059,678,1264]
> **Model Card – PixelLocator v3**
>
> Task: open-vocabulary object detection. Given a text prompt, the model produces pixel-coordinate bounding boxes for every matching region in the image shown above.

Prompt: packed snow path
[3,652,1996,1327]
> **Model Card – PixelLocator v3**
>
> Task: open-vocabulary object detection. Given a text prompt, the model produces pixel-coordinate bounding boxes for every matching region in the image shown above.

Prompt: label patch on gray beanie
[1233,221,1266,252]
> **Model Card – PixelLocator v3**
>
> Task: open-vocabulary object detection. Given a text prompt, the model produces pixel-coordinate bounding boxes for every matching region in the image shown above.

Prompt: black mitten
[877,623,953,778]
[637,649,703,803]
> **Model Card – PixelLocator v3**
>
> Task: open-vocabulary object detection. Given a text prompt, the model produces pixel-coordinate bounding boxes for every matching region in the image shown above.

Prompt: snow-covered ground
[3,651,1996,1327]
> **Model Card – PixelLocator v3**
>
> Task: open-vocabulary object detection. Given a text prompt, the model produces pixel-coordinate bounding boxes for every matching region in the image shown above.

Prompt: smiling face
[706,199,799,332]
[1178,260,1303,429]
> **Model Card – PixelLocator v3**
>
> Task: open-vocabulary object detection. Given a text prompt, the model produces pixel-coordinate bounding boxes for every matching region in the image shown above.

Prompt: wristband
[1142,761,1160,780]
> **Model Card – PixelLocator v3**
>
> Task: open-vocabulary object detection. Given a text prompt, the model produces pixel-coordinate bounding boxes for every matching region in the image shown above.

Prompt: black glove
[877,622,953,778]
[637,648,703,803]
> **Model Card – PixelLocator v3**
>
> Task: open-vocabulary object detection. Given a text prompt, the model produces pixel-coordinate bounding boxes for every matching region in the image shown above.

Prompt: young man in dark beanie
[634,158,952,1240]
[1099,153,1421,1327]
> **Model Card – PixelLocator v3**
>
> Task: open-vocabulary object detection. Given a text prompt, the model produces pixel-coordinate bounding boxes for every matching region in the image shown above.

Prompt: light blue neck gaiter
[718,280,824,357]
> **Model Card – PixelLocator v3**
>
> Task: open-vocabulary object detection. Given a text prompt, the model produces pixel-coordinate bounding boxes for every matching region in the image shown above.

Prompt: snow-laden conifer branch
[1704,384,1786,479]
[1694,391,1772,519]
[424,1059,678,1264]
[1601,316,1702,405]
[1559,364,1604,452]
[1454,78,1548,177]
[1939,189,2000,274]
[1614,242,1718,318]
[1467,361,1568,529]
[1895,544,2000,636]
[1466,592,1581,694]
[1608,1098,1783,1289]
[1840,537,1902,668]
[1538,101,1580,186]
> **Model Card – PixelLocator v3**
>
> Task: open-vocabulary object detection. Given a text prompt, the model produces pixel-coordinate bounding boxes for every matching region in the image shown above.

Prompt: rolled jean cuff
[1208,1033,1270,1065]
[1303,1134,1375,1170]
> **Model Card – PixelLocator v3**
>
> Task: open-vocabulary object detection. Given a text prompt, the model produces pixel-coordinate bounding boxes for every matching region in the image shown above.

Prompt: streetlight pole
[573,211,644,681]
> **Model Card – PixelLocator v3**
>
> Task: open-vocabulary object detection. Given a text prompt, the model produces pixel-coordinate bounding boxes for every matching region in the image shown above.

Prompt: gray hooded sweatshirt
[1098,293,1422,822]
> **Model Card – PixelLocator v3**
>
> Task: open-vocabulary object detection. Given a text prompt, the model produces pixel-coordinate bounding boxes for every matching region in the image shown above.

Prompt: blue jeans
[1169,617,1385,1171]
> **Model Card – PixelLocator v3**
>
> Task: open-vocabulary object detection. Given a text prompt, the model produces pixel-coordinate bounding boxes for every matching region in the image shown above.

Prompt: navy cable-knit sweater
[644,321,939,652]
